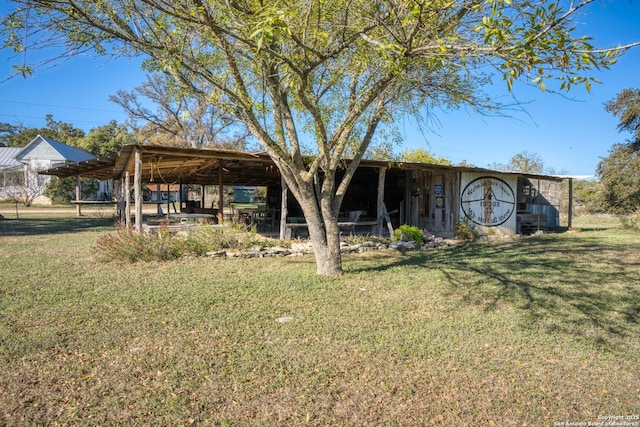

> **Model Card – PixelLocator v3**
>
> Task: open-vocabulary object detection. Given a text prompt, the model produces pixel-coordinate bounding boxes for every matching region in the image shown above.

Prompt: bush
[94,223,266,262]
[393,224,424,245]
[455,222,478,240]
[620,208,640,232]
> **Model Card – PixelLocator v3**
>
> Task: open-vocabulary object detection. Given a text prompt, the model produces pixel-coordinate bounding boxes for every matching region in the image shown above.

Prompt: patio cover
[40,144,283,186]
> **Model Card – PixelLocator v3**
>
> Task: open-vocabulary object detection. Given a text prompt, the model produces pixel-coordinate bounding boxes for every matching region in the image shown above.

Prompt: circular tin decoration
[461,176,515,226]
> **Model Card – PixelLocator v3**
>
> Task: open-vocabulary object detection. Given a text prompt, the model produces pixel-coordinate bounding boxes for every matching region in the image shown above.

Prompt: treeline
[0,115,134,157]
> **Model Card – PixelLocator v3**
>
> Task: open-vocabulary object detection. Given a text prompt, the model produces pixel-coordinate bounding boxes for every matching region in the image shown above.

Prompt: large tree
[110,74,250,149]
[400,147,451,165]
[0,115,85,147]
[75,120,136,157]
[604,88,640,148]
[597,88,640,214]
[488,150,546,174]
[2,0,634,275]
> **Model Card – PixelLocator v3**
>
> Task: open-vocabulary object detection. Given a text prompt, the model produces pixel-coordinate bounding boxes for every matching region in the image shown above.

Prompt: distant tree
[488,151,545,174]
[0,122,26,146]
[110,74,250,149]
[44,176,99,202]
[0,115,86,147]
[597,144,640,214]
[604,88,640,147]
[572,179,606,214]
[456,160,477,168]
[597,89,640,214]
[400,147,451,165]
[76,120,135,157]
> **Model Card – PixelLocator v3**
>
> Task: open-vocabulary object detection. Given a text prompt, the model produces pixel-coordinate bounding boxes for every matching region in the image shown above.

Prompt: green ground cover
[0,213,638,426]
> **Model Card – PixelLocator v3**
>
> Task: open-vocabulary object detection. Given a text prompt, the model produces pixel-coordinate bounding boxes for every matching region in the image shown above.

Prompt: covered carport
[42,144,575,238]
[42,144,286,234]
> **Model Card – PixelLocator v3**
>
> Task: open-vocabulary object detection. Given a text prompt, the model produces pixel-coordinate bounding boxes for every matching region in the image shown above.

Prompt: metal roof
[16,135,95,163]
[41,144,566,185]
[41,144,284,186]
[0,147,22,170]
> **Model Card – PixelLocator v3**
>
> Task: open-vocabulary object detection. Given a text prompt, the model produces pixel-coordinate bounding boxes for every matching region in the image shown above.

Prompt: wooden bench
[518,213,547,234]
[284,219,381,239]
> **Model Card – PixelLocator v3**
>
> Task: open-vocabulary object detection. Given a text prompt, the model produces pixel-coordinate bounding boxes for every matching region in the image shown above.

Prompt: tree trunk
[296,188,343,276]
[306,218,342,276]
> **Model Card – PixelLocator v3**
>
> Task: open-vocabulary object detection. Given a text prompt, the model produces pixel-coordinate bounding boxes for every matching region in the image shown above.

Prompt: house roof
[0,147,22,170]
[16,135,95,163]
[40,144,566,185]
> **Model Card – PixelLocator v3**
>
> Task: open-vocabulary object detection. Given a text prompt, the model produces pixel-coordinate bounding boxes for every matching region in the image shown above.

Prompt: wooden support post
[279,176,289,240]
[537,177,541,232]
[113,179,122,220]
[75,176,82,217]
[376,167,386,235]
[124,171,131,227]
[134,149,143,232]
[567,178,573,229]
[218,160,224,224]
[382,202,394,237]
[166,183,171,214]
[404,170,412,225]
[156,184,162,215]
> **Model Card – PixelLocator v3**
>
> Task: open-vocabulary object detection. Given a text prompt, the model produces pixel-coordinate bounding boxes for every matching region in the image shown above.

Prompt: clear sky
[1,1,639,176]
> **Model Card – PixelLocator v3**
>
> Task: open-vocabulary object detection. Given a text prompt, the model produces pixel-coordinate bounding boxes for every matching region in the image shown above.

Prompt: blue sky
[1,1,639,176]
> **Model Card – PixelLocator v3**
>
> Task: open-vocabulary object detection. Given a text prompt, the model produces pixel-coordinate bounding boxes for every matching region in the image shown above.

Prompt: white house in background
[0,135,95,205]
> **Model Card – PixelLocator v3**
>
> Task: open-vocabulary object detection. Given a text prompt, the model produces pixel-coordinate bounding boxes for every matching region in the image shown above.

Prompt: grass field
[0,212,638,426]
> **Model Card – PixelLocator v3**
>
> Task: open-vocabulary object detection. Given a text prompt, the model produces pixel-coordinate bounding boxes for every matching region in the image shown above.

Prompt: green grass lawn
[0,214,638,426]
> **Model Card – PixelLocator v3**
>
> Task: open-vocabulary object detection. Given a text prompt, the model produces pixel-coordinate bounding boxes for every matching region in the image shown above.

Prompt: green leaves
[249,7,292,51]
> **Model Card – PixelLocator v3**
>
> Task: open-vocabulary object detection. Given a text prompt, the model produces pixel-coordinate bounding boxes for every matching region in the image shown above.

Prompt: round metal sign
[461,176,515,226]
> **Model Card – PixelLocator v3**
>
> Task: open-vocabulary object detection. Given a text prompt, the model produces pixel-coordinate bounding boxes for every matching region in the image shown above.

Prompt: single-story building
[0,135,95,204]
[41,144,575,238]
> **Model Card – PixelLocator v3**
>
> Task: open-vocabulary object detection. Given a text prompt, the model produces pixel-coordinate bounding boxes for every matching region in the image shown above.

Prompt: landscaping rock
[389,241,420,251]
[206,250,227,257]
[264,246,291,257]
[291,242,314,254]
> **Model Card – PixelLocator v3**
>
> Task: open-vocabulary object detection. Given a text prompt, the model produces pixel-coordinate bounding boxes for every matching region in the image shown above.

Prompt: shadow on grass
[352,233,640,350]
[0,216,117,237]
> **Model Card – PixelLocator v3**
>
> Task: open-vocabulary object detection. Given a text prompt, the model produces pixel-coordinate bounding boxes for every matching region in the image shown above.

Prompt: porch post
[134,148,143,232]
[376,167,386,235]
[166,183,170,215]
[75,176,82,217]
[113,179,122,220]
[218,160,224,223]
[403,170,412,225]
[124,171,131,228]
[567,178,573,229]
[279,176,288,240]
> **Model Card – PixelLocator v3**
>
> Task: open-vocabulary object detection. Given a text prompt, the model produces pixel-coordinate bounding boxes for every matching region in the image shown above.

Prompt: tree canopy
[0,115,85,147]
[604,88,640,148]
[0,116,133,156]
[2,0,634,275]
[487,150,546,174]
[400,148,451,165]
[597,88,640,214]
[110,74,250,149]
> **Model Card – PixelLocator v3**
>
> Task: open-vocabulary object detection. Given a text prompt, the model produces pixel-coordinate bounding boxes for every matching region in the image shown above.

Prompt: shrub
[94,223,266,262]
[620,208,640,232]
[393,224,424,245]
[455,222,478,240]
